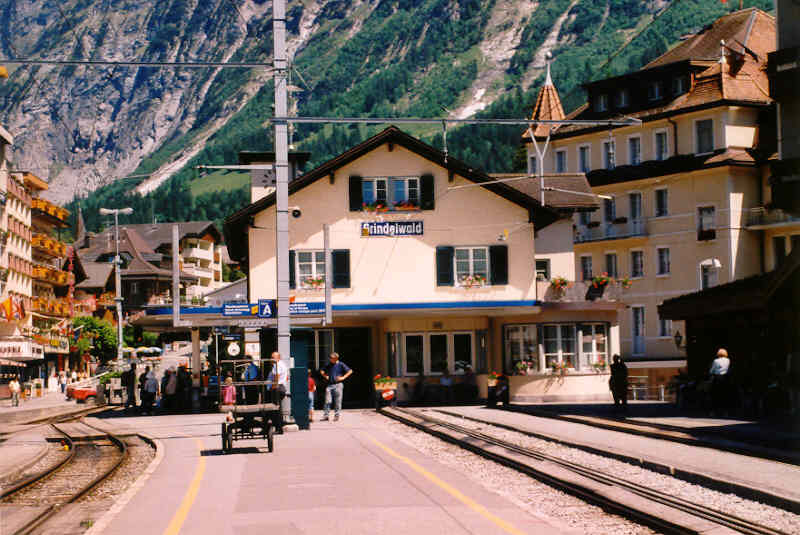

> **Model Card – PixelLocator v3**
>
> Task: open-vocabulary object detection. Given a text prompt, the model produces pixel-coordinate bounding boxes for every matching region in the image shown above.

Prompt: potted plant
[460,274,486,288]
[550,276,571,292]
[487,371,502,387]
[617,276,632,289]
[373,374,397,391]
[592,358,607,372]
[592,272,611,288]
[550,361,568,376]
[514,360,529,375]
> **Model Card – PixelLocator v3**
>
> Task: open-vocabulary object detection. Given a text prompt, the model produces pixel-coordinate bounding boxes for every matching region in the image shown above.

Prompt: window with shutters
[603,140,616,170]
[362,177,419,210]
[455,247,489,287]
[605,253,618,278]
[628,136,641,165]
[631,250,644,278]
[296,250,325,289]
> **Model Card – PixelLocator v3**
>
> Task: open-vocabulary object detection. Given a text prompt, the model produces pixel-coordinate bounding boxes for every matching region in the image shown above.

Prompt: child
[308,369,316,422]
[221,375,236,405]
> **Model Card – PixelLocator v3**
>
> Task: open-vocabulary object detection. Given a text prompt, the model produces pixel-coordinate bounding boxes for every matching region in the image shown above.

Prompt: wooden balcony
[31,297,72,317]
[32,265,74,286]
[32,233,68,257]
[31,198,70,228]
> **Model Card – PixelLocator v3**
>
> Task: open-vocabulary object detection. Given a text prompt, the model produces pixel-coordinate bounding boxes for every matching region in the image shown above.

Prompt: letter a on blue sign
[258,299,275,318]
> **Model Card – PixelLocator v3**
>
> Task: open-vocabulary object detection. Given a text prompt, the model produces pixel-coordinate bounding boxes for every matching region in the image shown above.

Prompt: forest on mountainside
[63,0,773,237]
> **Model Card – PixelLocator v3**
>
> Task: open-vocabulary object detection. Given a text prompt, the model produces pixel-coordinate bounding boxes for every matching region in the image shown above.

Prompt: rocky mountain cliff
[0,0,767,213]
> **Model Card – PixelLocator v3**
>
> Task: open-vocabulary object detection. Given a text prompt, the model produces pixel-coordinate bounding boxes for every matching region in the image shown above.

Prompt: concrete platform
[0,428,49,484]
[94,410,575,535]
[0,391,99,426]
[439,405,800,511]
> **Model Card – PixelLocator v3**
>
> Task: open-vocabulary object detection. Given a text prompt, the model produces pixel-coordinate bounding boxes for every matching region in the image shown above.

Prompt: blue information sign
[222,303,255,317]
[289,301,325,315]
[258,299,276,318]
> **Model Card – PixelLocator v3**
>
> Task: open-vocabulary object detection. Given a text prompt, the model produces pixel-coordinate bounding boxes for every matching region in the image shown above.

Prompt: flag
[1,297,11,321]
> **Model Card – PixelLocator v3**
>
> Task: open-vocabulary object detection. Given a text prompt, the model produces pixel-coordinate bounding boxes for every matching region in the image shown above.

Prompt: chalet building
[526,8,778,386]
[76,225,197,312]
[225,127,625,405]
[75,221,224,306]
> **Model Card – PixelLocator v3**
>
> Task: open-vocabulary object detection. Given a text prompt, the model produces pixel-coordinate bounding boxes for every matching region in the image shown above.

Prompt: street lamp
[99,207,133,366]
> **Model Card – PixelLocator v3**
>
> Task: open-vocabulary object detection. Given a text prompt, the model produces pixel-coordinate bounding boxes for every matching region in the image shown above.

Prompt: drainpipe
[667,117,678,156]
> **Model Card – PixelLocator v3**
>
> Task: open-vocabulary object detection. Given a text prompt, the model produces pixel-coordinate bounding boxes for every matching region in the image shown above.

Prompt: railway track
[0,420,128,535]
[381,407,789,535]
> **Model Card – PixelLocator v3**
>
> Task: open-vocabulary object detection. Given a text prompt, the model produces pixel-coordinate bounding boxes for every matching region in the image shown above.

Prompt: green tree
[72,317,118,363]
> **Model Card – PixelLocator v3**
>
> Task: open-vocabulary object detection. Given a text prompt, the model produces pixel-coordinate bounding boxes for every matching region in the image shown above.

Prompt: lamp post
[99,207,133,367]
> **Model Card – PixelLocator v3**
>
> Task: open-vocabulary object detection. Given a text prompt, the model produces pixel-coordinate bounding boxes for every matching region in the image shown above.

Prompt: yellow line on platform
[163,438,206,535]
[366,436,526,535]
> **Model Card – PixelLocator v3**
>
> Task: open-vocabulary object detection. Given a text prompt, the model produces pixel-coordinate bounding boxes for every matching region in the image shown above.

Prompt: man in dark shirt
[320,352,352,421]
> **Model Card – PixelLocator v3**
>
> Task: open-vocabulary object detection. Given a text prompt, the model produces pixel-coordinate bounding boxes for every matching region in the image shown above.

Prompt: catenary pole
[273,0,292,390]
[114,211,123,365]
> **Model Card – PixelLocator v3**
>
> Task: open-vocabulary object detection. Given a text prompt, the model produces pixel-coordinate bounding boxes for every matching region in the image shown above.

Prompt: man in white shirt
[267,351,289,433]
[709,348,731,415]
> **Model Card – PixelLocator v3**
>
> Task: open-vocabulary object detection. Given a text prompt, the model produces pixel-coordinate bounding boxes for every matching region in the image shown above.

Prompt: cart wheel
[221,423,229,452]
[267,425,274,453]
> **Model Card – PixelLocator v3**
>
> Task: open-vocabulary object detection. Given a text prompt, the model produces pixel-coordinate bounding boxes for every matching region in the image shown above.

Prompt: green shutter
[489,245,508,285]
[420,173,435,210]
[289,250,296,289]
[332,249,350,288]
[436,246,454,286]
[349,176,362,211]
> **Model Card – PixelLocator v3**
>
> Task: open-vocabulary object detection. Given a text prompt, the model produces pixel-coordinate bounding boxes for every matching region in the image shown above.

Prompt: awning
[699,258,722,268]
[0,358,26,367]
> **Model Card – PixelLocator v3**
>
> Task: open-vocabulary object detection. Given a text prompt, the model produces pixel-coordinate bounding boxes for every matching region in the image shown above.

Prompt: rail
[381,407,790,535]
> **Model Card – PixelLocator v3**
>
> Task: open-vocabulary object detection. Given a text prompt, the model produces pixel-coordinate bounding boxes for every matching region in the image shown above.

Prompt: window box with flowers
[301,275,325,290]
[459,274,486,289]
[362,202,389,213]
[550,361,569,376]
[617,276,632,289]
[592,357,607,373]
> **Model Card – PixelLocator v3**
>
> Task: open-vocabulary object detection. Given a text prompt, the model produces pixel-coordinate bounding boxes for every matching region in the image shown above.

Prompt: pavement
[90,410,574,535]
[0,389,90,427]
[439,405,800,510]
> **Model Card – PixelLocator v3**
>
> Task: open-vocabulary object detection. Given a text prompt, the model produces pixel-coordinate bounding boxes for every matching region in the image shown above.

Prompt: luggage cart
[218,358,281,453]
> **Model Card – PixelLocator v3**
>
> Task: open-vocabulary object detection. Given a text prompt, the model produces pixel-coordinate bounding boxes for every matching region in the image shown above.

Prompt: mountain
[0,0,773,233]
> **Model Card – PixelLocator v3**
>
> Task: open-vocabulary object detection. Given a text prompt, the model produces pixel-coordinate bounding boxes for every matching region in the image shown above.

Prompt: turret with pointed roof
[74,206,86,246]
[523,54,565,140]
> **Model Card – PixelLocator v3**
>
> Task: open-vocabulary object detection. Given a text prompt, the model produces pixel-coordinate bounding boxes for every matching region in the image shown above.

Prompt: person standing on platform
[267,352,289,433]
[59,371,67,395]
[609,354,628,413]
[308,369,317,422]
[9,376,21,407]
[244,355,260,405]
[139,366,150,408]
[122,363,137,411]
[709,348,731,416]
[141,371,159,415]
[321,352,352,422]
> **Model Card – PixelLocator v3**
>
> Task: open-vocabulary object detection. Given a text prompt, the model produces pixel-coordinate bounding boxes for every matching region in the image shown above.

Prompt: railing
[627,380,673,402]
[182,246,213,260]
[574,219,647,243]
[746,207,800,227]
[183,263,213,278]
[32,265,74,286]
[537,280,623,302]
[31,198,70,223]
[31,297,72,317]
[31,233,68,257]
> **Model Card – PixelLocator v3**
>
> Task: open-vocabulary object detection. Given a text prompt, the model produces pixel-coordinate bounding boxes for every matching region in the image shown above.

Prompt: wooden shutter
[420,173,435,210]
[435,246,454,286]
[489,245,508,285]
[332,249,350,288]
[289,250,296,289]
[349,175,362,211]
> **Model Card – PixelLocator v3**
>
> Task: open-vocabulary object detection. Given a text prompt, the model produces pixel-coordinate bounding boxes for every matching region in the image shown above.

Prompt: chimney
[241,151,311,203]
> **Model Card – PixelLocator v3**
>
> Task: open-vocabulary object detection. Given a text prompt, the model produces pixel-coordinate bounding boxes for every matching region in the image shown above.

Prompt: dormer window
[647,81,663,101]
[672,75,689,95]
[615,89,629,108]
[595,94,608,112]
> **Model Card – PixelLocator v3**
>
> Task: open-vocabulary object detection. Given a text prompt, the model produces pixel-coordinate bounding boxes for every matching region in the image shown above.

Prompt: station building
[224,127,625,405]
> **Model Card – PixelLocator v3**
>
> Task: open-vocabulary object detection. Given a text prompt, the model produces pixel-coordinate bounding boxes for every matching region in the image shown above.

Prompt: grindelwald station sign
[360,221,423,237]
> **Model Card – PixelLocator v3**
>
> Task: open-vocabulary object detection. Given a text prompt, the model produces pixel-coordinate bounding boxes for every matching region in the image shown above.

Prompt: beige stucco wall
[248,144,537,303]
[534,219,576,284]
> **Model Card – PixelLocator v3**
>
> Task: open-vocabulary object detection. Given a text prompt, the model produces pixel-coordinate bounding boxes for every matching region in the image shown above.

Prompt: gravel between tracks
[427,409,800,535]
[367,411,658,534]
[79,435,155,503]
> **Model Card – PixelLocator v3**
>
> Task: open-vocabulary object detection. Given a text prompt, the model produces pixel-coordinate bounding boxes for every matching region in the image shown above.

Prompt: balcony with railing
[746,207,800,229]
[31,198,70,227]
[31,296,72,318]
[537,280,624,303]
[32,265,75,286]
[182,262,213,279]
[31,233,68,258]
[574,218,648,244]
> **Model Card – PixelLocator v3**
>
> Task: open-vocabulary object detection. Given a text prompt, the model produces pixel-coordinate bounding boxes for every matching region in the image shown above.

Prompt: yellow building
[225,127,625,404]
[525,9,782,374]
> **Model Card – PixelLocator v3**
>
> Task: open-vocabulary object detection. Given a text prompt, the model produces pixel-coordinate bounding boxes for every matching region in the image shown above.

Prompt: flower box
[374,381,397,391]
[459,274,487,289]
